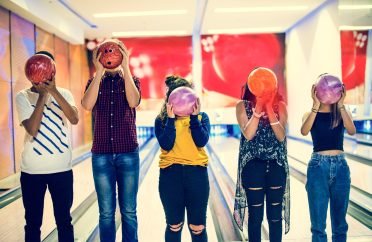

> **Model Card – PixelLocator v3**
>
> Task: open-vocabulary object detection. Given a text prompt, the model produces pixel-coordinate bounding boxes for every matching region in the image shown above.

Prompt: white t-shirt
[15,87,76,174]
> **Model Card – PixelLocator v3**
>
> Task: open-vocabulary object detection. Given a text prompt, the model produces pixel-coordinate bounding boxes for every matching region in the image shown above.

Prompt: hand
[44,76,57,94]
[117,41,130,69]
[32,82,48,96]
[311,84,320,109]
[192,98,201,115]
[92,47,104,74]
[166,103,175,118]
[264,89,276,113]
[338,85,346,108]
[255,96,266,113]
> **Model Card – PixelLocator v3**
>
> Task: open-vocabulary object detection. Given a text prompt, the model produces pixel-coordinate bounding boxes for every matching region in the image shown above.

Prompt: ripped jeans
[159,164,209,242]
[242,158,286,242]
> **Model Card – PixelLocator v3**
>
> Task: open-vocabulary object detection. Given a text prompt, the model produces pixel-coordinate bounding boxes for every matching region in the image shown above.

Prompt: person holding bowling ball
[301,74,356,242]
[16,51,79,242]
[81,39,141,242]
[233,67,290,242]
[154,76,210,242]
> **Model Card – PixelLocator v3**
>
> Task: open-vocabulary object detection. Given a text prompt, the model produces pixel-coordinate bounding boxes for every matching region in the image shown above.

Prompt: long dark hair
[317,73,342,129]
[330,103,342,128]
[158,75,194,123]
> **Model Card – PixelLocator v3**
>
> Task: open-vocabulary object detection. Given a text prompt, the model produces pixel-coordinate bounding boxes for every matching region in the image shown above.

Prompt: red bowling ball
[25,54,56,84]
[315,74,343,104]
[247,67,277,97]
[98,41,123,69]
[168,87,198,117]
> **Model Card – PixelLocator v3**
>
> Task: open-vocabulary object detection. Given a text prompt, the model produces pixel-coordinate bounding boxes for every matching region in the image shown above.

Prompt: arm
[266,100,287,142]
[118,42,140,108]
[190,113,210,148]
[81,48,105,111]
[154,117,176,151]
[17,84,48,137]
[236,100,262,141]
[301,85,320,136]
[338,86,356,135]
[45,78,79,125]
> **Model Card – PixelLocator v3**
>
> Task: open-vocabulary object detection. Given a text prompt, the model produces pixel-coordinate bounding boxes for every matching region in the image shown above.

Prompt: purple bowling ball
[315,74,343,104]
[168,87,198,116]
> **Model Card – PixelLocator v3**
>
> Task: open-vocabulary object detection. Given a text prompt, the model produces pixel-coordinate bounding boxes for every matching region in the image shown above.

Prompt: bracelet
[252,108,265,118]
[311,108,318,113]
[243,121,249,131]
[270,121,280,126]
[338,105,345,111]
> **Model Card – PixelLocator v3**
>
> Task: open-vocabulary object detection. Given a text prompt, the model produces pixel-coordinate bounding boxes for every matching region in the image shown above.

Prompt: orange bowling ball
[247,67,277,97]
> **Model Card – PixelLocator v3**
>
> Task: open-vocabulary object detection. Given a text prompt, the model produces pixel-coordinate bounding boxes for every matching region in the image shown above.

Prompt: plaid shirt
[85,72,140,153]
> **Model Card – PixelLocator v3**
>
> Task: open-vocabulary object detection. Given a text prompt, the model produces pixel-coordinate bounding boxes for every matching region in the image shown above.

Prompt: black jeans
[159,164,209,242]
[20,170,74,242]
[242,158,286,242]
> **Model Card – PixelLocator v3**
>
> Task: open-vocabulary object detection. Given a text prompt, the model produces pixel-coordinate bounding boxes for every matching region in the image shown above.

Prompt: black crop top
[310,112,344,152]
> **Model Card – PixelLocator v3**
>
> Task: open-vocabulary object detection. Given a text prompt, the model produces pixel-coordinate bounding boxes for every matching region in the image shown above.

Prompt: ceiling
[65,0,329,38]
[339,0,372,29]
[1,0,371,43]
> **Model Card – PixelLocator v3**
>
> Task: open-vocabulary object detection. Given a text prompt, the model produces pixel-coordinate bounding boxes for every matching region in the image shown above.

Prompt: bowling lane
[208,136,372,241]
[117,149,219,242]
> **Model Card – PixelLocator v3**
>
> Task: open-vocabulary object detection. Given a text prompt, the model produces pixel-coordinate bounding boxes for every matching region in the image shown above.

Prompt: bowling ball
[98,41,123,69]
[168,87,198,116]
[25,54,56,84]
[315,74,343,104]
[247,67,277,97]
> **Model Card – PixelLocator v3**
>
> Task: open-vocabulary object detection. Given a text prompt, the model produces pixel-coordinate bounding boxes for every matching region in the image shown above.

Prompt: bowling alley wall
[85,33,286,127]
[0,7,92,180]
[286,0,371,139]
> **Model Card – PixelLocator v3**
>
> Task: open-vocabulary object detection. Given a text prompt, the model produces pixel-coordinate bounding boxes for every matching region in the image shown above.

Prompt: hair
[240,83,284,105]
[317,73,342,129]
[158,75,194,123]
[35,50,54,61]
[330,103,342,128]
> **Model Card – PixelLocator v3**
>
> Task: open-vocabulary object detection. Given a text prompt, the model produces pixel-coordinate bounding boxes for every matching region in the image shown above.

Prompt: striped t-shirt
[15,88,76,174]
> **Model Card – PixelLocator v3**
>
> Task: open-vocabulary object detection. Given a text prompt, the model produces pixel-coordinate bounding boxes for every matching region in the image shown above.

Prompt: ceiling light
[94,10,188,18]
[207,27,283,34]
[214,6,308,13]
[339,25,372,31]
[339,5,372,10]
[112,30,189,37]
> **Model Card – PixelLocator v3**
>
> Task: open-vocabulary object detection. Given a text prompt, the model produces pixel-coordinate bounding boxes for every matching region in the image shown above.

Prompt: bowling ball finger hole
[104,50,108,53]
[107,61,112,65]
[109,49,113,52]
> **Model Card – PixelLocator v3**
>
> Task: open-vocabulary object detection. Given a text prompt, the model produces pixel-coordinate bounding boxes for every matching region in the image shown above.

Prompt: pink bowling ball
[168,87,198,116]
[315,74,343,104]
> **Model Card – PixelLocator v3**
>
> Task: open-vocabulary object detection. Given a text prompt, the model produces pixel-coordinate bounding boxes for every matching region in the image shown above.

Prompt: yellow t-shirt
[159,115,208,168]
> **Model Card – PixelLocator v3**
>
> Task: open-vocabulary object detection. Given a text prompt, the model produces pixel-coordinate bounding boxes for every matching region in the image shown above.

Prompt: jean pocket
[339,158,349,168]
[308,158,321,168]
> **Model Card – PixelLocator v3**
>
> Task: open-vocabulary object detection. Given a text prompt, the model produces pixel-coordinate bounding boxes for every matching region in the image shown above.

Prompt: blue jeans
[92,150,140,242]
[306,153,350,242]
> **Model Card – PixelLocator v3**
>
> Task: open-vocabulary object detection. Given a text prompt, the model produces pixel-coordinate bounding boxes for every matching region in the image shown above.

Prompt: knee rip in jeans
[251,203,263,207]
[270,219,282,223]
[248,187,263,190]
[169,222,184,232]
[271,202,280,206]
[270,186,282,190]
[189,224,205,235]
